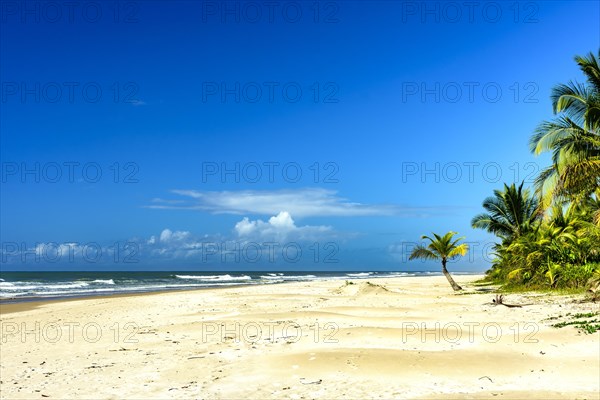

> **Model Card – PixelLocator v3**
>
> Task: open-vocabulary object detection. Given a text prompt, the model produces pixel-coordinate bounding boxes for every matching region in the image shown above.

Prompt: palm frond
[408,245,438,261]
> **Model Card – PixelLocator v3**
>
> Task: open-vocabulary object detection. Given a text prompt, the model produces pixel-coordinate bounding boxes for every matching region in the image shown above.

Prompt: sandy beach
[0,275,598,399]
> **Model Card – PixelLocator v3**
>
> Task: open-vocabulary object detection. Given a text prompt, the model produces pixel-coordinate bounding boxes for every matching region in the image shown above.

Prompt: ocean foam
[175,274,252,281]
[260,274,317,280]
[91,279,116,285]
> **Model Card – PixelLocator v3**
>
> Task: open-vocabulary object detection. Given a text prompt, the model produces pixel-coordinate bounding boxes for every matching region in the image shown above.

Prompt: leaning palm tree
[471,182,540,244]
[409,232,468,291]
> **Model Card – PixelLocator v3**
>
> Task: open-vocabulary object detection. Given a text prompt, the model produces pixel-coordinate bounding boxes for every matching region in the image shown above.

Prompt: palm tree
[530,50,600,209]
[471,182,540,244]
[552,52,600,132]
[409,232,468,291]
[530,118,600,208]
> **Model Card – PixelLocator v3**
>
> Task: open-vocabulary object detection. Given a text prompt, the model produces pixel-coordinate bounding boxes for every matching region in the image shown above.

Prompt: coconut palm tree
[530,50,600,209]
[530,118,600,208]
[409,232,468,291]
[471,182,540,244]
[552,52,600,132]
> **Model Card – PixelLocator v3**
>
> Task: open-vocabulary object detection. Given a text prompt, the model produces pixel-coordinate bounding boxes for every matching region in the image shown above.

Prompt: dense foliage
[474,51,600,290]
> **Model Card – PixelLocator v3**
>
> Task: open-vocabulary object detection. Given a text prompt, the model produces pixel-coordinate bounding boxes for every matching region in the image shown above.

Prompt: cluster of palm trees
[410,51,599,291]
[473,50,600,289]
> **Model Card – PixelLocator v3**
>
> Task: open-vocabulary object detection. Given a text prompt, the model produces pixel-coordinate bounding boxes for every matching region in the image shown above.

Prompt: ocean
[0,271,449,302]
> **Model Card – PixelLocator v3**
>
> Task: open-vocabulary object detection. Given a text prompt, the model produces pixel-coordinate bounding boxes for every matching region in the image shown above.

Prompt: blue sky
[1,0,599,271]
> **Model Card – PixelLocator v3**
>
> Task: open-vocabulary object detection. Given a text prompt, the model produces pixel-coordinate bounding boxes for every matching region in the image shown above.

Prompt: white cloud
[149,188,403,217]
[234,211,331,241]
[235,217,257,236]
[268,211,295,229]
[159,229,173,242]
[159,229,190,242]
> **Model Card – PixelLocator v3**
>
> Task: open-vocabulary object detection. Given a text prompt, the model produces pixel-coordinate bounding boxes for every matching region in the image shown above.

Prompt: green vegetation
[497,286,586,295]
[473,50,600,292]
[409,231,468,291]
[549,312,600,334]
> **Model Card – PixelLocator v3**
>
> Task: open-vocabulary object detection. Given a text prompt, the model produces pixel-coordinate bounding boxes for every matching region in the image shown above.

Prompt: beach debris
[85,363,115,369]
[587,279,600,301]
[300,378,322,385]
[479,376,494,383]
[109,347,136,352]
[492,294,528,308]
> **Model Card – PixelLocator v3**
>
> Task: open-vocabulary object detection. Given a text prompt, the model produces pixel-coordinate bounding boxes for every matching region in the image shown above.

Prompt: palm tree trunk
[442,259,462,291]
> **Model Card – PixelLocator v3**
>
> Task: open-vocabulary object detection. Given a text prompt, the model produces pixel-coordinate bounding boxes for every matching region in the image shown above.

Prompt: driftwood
[588,281,600,301]
[300,378,322,385]
[492,294,526,308]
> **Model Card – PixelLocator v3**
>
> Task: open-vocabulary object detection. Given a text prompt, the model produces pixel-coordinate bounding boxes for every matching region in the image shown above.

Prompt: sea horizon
[0,270,484,303]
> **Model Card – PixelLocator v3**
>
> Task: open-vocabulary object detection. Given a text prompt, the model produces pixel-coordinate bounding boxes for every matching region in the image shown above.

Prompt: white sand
[1,275,598,399]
